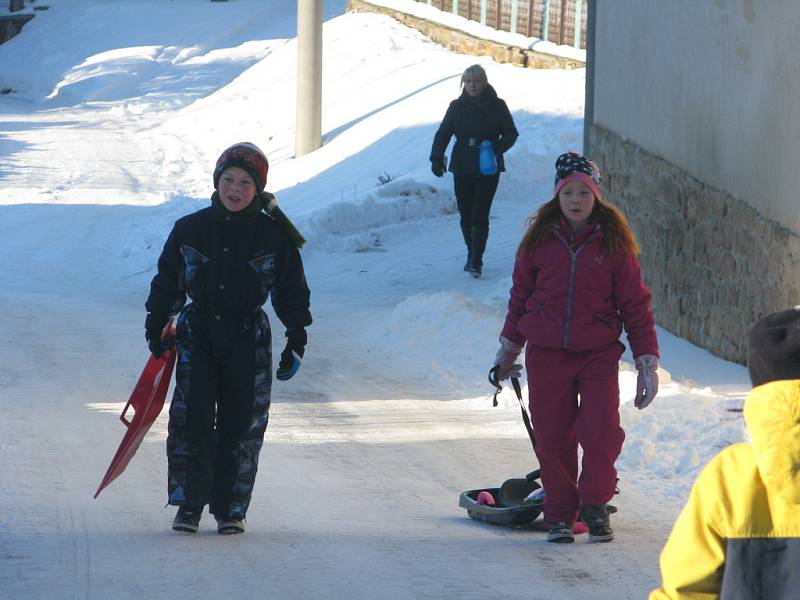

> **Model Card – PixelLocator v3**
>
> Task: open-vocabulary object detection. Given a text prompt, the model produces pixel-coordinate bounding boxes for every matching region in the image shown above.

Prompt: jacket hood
[744,379,800,503]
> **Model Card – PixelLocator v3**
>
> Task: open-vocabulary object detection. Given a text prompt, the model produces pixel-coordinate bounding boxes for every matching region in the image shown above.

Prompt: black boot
[216,516,246,535]
[579,504,614,543]
[546,521,575,543]
[460,223,472,271]
[172,505,203,533]
[469,225,488,277]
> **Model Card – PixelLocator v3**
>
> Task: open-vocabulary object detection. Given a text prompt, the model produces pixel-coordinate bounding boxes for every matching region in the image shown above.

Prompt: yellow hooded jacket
[650,380,800,600]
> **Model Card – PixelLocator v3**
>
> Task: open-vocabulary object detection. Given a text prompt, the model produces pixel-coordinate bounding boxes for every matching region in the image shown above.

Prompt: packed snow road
[0,214,669,600]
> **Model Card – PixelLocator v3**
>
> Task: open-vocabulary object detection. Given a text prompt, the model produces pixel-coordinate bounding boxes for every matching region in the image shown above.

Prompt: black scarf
[460,83,498,111]
[211,191,307,248]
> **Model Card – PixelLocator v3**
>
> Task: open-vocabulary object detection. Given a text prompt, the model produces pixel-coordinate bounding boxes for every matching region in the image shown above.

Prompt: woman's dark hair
[516,195,640,258]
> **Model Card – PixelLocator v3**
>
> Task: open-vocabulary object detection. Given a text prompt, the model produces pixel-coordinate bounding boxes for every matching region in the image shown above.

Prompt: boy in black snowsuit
[145,142,312,534]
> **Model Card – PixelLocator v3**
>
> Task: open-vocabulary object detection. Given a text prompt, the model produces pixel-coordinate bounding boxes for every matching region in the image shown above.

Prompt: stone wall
[347,0,584,70]
[590,125,800,364]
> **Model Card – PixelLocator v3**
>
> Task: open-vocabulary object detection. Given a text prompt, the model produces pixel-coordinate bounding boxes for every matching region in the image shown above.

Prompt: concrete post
[574,0,583,48]
[296,0,323,157]
[511,0,518,34]
[542,0,551,41]
[583,0,596,155]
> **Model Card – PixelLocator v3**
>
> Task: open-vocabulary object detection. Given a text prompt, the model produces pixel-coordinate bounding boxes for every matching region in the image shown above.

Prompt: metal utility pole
[295,0,323,157]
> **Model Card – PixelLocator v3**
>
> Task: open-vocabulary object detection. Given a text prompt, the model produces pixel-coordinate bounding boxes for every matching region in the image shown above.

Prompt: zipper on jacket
[556,232,588,349]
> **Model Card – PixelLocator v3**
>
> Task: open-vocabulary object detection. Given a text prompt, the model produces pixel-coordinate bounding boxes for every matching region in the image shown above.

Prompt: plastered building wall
[588,2,800,362]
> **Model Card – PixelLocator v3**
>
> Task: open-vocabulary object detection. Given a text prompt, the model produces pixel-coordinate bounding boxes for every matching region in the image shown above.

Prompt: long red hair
[516,195,640,258]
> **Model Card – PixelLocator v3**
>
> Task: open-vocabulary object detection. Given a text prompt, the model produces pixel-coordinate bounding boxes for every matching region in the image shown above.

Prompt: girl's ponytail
[594,201,639,257]
[516,197,561,258]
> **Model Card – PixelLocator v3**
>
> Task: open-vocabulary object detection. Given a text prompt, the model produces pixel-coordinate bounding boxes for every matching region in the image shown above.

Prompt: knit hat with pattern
[748,307,800,387]
[554,151,602,200]
[213,142,269,194]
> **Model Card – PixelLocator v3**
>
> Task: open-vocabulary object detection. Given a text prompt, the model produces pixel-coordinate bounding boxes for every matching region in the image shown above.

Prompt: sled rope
[488,367,537,452]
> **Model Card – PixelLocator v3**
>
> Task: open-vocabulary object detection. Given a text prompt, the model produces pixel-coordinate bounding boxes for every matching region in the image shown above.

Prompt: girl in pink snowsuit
[494,152,659,544]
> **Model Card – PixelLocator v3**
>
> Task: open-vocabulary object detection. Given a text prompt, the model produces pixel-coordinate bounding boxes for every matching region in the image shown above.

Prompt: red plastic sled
[94,325,177,498]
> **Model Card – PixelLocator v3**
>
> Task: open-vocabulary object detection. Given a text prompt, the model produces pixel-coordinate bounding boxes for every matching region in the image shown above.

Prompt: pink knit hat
[553,152,602,200]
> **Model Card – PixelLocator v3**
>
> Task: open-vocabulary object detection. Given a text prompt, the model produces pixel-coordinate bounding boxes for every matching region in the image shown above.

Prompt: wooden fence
[414,0,587,48]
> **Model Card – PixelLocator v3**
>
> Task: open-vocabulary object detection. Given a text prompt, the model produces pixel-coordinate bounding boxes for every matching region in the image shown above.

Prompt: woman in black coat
[430,64,518,277]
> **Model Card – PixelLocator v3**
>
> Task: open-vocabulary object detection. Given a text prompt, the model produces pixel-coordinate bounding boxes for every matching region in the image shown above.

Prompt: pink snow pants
[525,342,625,525]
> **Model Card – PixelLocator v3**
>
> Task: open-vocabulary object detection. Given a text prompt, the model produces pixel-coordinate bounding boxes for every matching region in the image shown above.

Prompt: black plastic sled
[465,373,620,529]
[459,469,545,527]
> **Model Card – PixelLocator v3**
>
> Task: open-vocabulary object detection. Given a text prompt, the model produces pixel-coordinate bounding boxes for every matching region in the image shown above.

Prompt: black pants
[454,174,500,270]
[166,304,272,520]
[453,173,500,229]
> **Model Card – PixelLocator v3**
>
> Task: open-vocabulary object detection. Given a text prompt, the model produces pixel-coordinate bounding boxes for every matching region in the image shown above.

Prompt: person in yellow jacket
[650,308,800,599]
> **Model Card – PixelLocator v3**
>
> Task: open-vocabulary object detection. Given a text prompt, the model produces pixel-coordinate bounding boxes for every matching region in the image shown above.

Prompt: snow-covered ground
[0,1,750,598]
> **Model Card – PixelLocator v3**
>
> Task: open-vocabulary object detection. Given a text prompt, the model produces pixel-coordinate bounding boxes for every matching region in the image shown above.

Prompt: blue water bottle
[479,140,498,175]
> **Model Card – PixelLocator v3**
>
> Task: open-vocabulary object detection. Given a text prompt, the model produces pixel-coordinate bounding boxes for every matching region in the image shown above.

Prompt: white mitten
[634,354,659,409]
[494,336,524,380]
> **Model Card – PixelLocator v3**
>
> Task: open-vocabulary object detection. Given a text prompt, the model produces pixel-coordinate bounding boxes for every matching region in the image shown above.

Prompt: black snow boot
[579,504,614,543]
[460,223,472,271]
[217,516,246,535]
[546,522,575,544]
[468,225,488,278]
[172,505,203,533]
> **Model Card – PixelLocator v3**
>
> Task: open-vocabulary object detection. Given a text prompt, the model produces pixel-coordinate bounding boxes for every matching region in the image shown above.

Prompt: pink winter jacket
[501,218,658,359]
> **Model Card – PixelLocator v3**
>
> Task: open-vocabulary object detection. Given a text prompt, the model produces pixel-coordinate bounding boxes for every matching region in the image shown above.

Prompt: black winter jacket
[430,84,518,175]
[146,204,312,331]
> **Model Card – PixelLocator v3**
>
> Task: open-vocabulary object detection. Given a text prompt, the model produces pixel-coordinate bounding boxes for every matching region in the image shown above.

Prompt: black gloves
[430,157,445,178]
[145,313,172,358]
[277,328,307,381]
